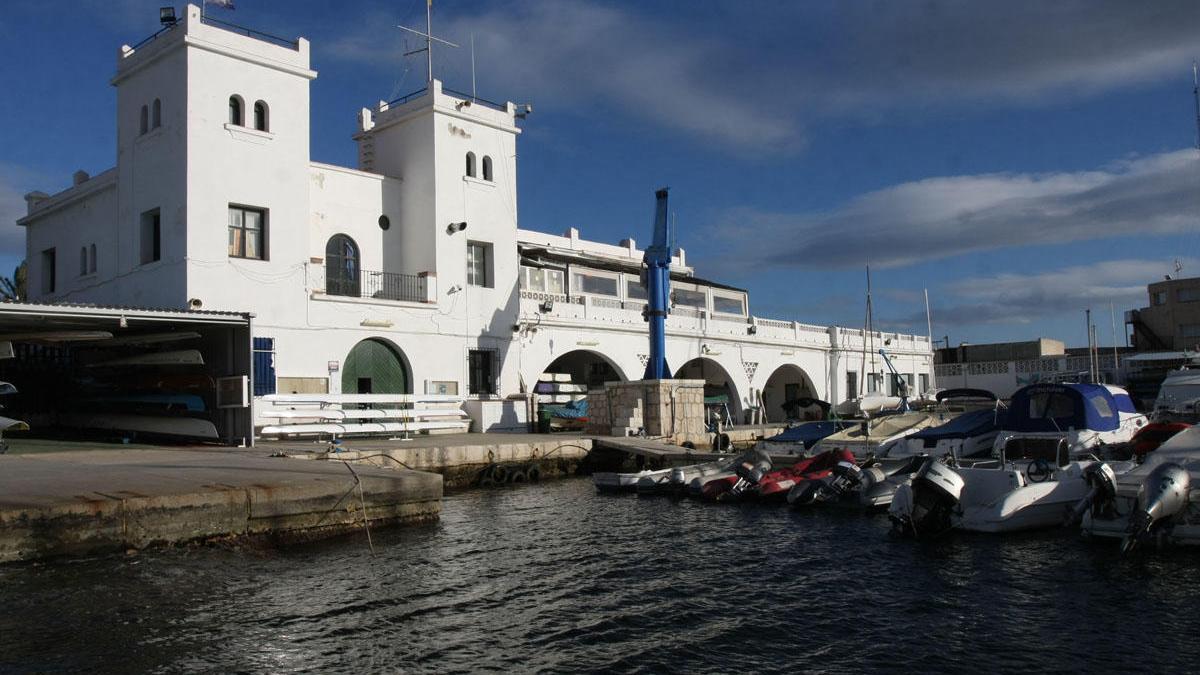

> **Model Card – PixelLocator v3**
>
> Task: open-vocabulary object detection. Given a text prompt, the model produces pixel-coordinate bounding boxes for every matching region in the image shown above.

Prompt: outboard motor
[788,461,864,506]
[895,457,965,538]
[1064,462,1118,527]
[1122,462,1191,552]
[725,450,773,499]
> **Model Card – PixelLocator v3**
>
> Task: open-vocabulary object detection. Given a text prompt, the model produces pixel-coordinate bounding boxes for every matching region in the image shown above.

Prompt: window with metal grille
[846,371,858,398]
[468,349,496,395]
[228,205,266,260]
[253,337,276,396]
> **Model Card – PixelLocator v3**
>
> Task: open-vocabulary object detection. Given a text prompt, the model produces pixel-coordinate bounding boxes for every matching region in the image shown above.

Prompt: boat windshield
[1028,391,1074,421]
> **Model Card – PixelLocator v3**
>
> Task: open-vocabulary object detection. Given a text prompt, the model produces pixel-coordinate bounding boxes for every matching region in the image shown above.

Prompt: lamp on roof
[160,7,178,26]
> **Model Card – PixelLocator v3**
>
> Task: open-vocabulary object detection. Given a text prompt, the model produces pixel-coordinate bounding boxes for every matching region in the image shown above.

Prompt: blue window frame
[253,337,276,395]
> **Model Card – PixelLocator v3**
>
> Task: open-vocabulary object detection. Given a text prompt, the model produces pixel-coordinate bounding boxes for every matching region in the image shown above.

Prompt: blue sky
[2,0,1199,349]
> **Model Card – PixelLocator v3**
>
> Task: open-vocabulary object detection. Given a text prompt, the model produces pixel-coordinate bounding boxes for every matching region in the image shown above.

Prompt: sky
[2,0,1200,349]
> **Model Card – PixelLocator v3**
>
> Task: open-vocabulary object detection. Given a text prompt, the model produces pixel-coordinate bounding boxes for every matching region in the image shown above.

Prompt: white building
[17,6,932,430]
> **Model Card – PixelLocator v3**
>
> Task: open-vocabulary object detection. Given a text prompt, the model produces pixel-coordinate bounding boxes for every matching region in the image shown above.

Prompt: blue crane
[642,188,672,380]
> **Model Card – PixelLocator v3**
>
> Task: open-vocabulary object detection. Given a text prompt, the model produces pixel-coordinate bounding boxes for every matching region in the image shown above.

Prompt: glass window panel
[626,278,647,301]
[229,228,242,257]
[244,210,261,230]
[546,270,564,294]
[529,267,545,292]
[229,207,242,228]
[246,229,261,259]
[672,288,707,308]
[712,294,744,314]
[573,273,618,296]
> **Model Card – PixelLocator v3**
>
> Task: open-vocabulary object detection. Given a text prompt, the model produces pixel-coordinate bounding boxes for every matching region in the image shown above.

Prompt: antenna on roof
[398,0,459,84]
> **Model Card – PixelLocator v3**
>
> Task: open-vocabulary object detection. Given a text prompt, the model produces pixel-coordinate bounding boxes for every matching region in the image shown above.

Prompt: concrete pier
[270,433,595,489]
[0,447,442,564]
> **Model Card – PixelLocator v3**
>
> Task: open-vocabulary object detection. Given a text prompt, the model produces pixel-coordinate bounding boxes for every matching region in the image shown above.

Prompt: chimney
[72,170,89,186]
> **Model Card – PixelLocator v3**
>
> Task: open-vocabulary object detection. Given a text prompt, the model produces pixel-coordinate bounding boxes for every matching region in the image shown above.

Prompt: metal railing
[201,15,300,50]
[325,264,426,303]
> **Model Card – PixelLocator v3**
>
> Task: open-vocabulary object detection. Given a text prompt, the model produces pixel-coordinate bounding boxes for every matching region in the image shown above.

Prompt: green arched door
[342,339,409,394]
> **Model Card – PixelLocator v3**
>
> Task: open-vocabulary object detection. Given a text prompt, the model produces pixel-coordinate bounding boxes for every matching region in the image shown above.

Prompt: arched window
[139,105,148,135]
[152,98,161,128]
[228,95,243,126]
[465,152,477,178]
[325,234,360,297]
[253,100,268,131]
[482,155,493,181]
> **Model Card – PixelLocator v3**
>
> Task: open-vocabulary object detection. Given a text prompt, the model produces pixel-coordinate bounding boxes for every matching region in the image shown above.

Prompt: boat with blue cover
[758,420,855,455]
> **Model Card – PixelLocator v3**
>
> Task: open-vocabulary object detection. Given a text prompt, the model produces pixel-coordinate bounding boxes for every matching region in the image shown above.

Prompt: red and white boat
[700,449,856,502]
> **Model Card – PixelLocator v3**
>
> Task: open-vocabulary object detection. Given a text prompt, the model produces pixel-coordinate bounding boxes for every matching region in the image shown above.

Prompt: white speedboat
[1077,425,1200,550]
[593,469,659,493]
[898,389,1005,460]
[812,411,939,458]
[992,383,1148,460]
[1151,366,1200,423]
[889,447,1137,538]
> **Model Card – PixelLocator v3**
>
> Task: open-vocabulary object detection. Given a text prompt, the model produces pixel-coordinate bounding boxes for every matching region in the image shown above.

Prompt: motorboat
[888,442,1138,538]
[1076,425,1200,550]
[899,408,1006,460]
[833,394,902,419]
[788,453,929,510]
[590,449,767,496]
[757,419,855,456]
[811,411,939,458]
[1151,366,1200,423]
[700,448,853,502]
[992,383,1148,460]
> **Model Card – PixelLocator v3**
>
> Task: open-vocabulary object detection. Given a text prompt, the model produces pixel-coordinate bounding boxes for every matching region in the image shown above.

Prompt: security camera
[188,298,203,309]
[446,221,468,234]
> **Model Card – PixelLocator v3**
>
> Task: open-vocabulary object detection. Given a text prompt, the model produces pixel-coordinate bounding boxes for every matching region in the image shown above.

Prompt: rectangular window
[572,271,618,297]
[521,266,565,294]
[919,373,929,394]
[467,241,492,287]
[626,277,647,301]
[1180,323,1200,338]
[228,205,266,260]
[846,371,858,398]
[1179,288,1200,303]
[41,248,56,294]
[140,209,161,265]
[252,337,276,396]
[712,293,745,315]
[88,244,97,274]
[1153,290,1168,305]
[672,287,707,309]
[867,372,881,394]
[468,349,496,395]
[79,247,88,276]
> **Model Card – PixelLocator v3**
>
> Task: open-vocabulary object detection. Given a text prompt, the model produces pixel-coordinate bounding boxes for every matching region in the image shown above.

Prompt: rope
[341,461,375,556]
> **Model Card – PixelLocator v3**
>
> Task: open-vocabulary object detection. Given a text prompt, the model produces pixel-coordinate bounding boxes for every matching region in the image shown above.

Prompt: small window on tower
[139,105,148,135]
[228,95,243,126]
[152,98,162,128]
[466,152,476,178]
[482,156,493,181]
[253,100,268,132]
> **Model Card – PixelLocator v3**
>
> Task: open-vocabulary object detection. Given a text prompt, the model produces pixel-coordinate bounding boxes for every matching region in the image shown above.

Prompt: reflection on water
[2,478,1200,673]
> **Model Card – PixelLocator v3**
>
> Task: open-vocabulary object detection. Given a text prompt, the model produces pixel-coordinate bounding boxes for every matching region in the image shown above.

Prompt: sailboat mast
[867,265,875,393]
[925,288,936,390]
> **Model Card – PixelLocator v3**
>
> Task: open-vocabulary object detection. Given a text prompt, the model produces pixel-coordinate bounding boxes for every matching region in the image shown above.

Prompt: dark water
[3,478,1200,674]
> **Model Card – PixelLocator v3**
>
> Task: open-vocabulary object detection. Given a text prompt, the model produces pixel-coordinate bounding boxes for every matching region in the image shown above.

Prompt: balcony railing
[324,264,427,303]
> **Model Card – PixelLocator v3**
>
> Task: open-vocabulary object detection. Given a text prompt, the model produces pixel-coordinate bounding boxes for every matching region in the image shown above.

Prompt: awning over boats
[910,408,1005,441]
[1005,383,1120,433]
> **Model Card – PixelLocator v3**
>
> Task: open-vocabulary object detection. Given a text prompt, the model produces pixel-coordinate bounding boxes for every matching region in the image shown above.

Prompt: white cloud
[320,1,1200,153]
[707,149,1200,270]
[900,258,1192,329]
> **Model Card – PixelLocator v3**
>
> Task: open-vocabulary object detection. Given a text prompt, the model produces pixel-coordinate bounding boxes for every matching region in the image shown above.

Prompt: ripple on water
[3,478,1200,673]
